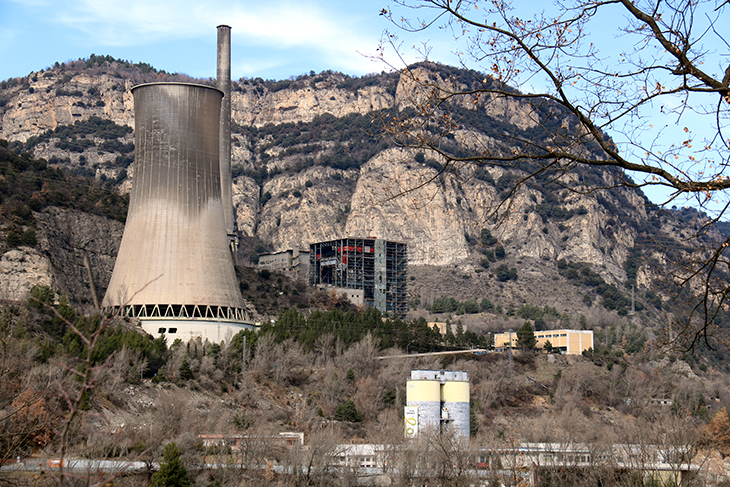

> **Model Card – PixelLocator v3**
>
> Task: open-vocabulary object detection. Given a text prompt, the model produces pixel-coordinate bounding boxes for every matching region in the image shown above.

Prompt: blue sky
[0,0,441,81]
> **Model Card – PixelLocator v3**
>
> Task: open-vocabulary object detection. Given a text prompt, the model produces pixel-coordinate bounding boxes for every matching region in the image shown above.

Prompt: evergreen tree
[455,321,465,346]
[334,399,362,422]
[150,442,192,487]
[517,321,537,350]
[179,358,193,381]
[470,404,479,437]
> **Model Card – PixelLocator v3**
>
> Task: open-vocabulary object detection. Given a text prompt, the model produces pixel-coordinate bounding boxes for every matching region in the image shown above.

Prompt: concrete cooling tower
[101,82,253,342]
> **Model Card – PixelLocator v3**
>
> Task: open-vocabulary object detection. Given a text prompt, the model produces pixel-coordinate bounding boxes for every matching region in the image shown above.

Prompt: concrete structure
[258,249,310,281]
[101,82,253,342]
[310,237,407,318]
[199,432,304,450]
[406,370,470,438]
[216,24,236,257]
[427,322,463,335]
[494,329,593,355]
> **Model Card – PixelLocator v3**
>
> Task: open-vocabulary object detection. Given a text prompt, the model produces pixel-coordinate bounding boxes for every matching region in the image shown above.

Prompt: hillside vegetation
[2,289,730,485]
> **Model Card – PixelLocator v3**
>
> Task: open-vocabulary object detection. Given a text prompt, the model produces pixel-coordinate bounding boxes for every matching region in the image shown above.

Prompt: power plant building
[309,237,407,318]
[258,249,310,281]
[406,370,470,438]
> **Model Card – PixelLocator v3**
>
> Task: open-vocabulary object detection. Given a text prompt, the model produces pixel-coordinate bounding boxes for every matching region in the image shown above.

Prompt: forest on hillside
[3,285,730,485]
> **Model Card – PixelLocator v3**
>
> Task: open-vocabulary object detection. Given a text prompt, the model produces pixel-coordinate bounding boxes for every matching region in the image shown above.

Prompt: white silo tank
[442,380,470,438]
[406,379,441,434]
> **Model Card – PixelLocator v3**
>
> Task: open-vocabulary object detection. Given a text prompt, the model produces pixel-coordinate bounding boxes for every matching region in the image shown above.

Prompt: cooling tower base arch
[140,318,257,343]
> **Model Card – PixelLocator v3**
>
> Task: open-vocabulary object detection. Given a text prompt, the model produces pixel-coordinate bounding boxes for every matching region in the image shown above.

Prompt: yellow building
[494,329,593,355]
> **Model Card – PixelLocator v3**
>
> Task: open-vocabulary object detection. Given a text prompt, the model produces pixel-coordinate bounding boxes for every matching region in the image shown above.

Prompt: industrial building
[309,237,407,318]
[405,370,470,438]
[258,249,310,281]
[494,329,594,355]
[101,27,255,343]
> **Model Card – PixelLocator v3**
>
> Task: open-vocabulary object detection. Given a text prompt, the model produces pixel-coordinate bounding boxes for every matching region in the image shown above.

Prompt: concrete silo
[442,378,470,438]
[405,377,441,435]
[406,370,470,438]
[101,82,253,342]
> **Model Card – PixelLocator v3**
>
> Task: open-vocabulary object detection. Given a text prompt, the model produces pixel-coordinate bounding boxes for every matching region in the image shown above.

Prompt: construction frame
[309,237,407,318]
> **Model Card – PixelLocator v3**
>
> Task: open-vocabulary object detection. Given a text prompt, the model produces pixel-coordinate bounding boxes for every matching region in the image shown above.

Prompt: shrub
[6,230,21,247]
[21,228,36,246]
[150,443,192,487]
[495,244,506,259]
[495,264,517,282]
[480,228,498,246]
[334,399,362,422]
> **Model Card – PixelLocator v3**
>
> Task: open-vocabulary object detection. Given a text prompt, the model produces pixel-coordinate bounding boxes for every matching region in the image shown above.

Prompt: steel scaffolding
[310,237,407,318]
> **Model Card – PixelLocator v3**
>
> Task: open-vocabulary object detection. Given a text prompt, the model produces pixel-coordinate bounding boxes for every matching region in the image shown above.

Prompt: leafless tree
[379,0,730,347]
[284,427,345,486]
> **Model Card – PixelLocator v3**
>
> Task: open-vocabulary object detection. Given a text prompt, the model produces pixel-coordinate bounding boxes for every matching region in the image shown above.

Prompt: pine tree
[334,399,362,422]
[517,321,537,350]
[179,358,193,381]
[150,442,191,487]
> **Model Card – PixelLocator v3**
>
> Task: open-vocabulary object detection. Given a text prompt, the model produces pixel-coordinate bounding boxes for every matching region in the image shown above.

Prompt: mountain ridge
[0,57,720,334]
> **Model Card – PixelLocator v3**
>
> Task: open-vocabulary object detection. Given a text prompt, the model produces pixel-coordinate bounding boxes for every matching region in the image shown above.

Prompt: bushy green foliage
[179,358,193,381]
[0,142,129,222]
[457,299,480,315]
[480,228,498,246]
[150,442,192,487]
[260,307,487,353]
[494,244,506,259]
[480,298,495,312]
[25,116,132,152]
[517,321,537,350]
[431,296,460,313]
[334,399,362,422]
[495,264,517,282]
[516,304,560,324]
[382,388,396,406]
[238,110,396,177]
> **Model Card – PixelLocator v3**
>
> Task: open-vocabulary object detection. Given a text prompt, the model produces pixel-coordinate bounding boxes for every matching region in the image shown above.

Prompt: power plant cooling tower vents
[101,82,253,342]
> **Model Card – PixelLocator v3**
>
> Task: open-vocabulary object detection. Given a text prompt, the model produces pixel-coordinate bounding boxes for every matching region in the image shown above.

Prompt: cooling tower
[101,82,252,342]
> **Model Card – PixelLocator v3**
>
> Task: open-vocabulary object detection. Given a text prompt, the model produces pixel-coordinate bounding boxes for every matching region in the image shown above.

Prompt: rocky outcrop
[233,83,394,127]
[1,72,134,141]
[35,207,124,309]
[0,248,53,302]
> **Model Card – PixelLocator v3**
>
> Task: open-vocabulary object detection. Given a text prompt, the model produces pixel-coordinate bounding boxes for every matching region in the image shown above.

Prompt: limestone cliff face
[35,207,124,308]
[0,63,677,304]
[0,248,53,302]
[0,206,123,309]
[394,66,540,131]
[1,72,134,141]
[233,83,394,127]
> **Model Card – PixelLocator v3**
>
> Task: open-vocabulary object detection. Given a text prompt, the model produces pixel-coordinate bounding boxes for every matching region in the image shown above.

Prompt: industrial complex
[309,237,408,318]
[494,329,594,355]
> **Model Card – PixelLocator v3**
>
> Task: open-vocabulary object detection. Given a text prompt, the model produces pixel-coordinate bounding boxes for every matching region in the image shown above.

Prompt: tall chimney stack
[217,24,235,260]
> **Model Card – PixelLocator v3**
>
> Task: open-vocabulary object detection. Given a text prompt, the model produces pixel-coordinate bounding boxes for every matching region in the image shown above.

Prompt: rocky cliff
[0,59,704,322]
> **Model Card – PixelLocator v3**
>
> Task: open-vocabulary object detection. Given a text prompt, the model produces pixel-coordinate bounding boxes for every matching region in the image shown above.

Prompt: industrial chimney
[217,24,236,260]
[101,82,253,342]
